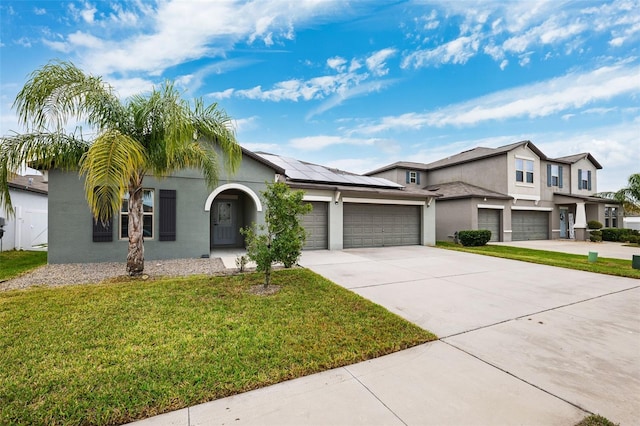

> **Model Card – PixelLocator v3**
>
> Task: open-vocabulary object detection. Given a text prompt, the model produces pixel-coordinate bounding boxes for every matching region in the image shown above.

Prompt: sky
[1,0,638,192]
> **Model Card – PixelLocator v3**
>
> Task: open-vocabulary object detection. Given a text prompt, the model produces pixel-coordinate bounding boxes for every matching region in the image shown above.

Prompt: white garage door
[344,203,420,249]
[302,202,328,250]
[478,208,500,242]
[512,210,549,241]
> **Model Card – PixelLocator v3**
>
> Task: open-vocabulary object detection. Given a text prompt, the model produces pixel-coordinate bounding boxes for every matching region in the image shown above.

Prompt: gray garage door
[478,208,500,242]
[344,203,420,249]
[512,210,549,241]
[302,202,328,250]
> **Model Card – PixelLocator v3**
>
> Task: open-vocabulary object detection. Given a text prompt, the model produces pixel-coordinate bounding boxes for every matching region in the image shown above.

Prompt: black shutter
[416,172,421,185]
[559,165,563,188]
[92,217,113,242]
[547,164,552,187]
[587,170,592,191]
[159,189,176,241]
[578,169,583,190]
[405,171,410,184]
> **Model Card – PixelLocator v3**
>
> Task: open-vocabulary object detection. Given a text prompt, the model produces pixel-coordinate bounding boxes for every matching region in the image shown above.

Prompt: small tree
[241,182,312,288]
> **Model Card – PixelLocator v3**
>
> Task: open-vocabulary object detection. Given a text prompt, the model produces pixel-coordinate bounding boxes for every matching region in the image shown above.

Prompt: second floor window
[516,158,534,184]
[406,170,420,184]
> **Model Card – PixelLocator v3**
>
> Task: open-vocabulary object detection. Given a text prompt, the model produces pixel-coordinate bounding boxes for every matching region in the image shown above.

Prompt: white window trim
[120,189,155,240]
[409,171,418,184]
[342,197,425,206]
[515,156,535,185]
[477,204,505,209]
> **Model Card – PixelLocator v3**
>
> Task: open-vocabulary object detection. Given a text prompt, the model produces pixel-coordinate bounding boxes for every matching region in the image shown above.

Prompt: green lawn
[0,250,47,281]
[0,268,436,425]
[576,414,619,426]
[437,242,640,279]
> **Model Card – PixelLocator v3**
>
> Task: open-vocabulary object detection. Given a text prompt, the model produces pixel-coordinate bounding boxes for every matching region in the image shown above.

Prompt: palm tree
[0,60,241,275]
[596,173,640,215]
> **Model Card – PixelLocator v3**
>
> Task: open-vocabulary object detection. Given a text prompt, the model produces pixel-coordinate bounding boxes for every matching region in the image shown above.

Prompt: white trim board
[477,204,505,210]
[511,206,554,211]
[303,195,333,202]
[342,197,426,206]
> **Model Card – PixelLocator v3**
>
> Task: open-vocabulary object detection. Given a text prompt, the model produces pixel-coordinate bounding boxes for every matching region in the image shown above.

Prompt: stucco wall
[572,158,598,195]
[48,152,276,264]
[428,155,508,193]
[435,199,474,241]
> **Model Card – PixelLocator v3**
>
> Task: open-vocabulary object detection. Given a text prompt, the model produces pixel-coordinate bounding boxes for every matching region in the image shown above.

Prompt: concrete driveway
[132,245,639,426]
[301,246,640,425]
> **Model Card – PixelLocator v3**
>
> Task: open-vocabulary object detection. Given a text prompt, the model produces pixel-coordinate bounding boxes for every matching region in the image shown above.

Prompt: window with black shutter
[159,189,177,241]
[92,217,113,242]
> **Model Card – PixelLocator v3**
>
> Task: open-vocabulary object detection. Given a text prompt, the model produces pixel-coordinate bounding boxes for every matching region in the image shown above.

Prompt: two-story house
[367,140,622,242]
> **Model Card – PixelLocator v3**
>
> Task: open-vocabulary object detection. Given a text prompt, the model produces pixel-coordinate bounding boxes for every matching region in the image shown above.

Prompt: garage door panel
[478,209,500,242]
[302,202,328,250]
[344,203,420,249]
[512,210,549,241]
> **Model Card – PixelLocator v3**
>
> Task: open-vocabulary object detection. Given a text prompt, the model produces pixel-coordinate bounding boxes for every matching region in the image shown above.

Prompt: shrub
[589,230,602,242]
[458,230,492,246]
[587,220,603,230]
[241,182,311,287]
[602,228,640,242]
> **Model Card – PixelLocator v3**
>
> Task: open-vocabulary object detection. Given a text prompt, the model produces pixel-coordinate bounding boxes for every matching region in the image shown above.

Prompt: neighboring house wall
[1,188,48,251]
[435,199,474,241]
[48,152,277,264]
[572,158,598,195]
[428,155,508,193]
[507,145,542,203]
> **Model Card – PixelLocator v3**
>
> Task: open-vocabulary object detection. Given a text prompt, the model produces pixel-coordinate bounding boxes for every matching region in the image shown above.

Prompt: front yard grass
[0,268,436,425]
[0,250,47,281]
[437,242,640,279]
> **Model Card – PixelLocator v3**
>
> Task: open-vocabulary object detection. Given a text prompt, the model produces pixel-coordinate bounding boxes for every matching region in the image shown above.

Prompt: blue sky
[1,0,638,192]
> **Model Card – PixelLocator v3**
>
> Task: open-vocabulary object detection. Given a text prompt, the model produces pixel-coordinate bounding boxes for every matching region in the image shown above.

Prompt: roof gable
[551,153,603,169]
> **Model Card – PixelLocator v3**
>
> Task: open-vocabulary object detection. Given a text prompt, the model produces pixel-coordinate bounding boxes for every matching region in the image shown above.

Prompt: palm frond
[160,142,220,188]
[13,60,124,133]
[80,130,147,223]
[0,132,89,217]
[191,98,242,174]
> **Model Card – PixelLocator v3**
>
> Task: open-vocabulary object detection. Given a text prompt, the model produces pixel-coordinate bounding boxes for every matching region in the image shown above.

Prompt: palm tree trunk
[126,184,144,276]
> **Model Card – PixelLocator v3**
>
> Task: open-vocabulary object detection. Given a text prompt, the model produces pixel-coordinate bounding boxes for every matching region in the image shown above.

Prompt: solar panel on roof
[256,153,403,188]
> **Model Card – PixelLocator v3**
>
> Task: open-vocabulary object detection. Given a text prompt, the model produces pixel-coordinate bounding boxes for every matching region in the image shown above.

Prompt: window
[120,189,154,239]
[605,207,618,228]
[578,169,592,191]
[547,164,563,187]
[516,158,534,184]
[405,170,421,184]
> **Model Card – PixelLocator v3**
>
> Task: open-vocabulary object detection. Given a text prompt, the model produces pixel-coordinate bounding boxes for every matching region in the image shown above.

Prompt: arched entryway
[204,184,262,249]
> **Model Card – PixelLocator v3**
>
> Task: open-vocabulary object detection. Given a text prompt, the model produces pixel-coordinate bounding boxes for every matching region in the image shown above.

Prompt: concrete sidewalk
[491,239,639,261]
[130,246,640,426]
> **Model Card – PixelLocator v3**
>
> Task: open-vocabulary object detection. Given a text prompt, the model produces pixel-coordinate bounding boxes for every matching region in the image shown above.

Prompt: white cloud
[234,116,260,133]
[327,56,347,71]
[34,7,46,15]
[402,35,480,68]
[365,48,396,76]
[401,0,640,69]
[208,88,236,100]
[499,59,508,70]
[352,63,640,133]
[67,0,343,76]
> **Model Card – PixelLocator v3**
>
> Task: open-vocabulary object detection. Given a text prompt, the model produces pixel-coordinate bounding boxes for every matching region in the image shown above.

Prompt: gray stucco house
[46,147,439,264]
[367,140,622,243]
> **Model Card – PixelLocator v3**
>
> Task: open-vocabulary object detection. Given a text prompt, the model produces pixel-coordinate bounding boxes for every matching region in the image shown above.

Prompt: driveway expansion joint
[440,284,640,340]
[440,340,594,417]
[344,366,409,426]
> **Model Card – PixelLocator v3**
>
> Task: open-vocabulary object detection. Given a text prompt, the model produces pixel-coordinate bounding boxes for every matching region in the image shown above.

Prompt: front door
[560,208,568,238]
[212,200,236,245]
